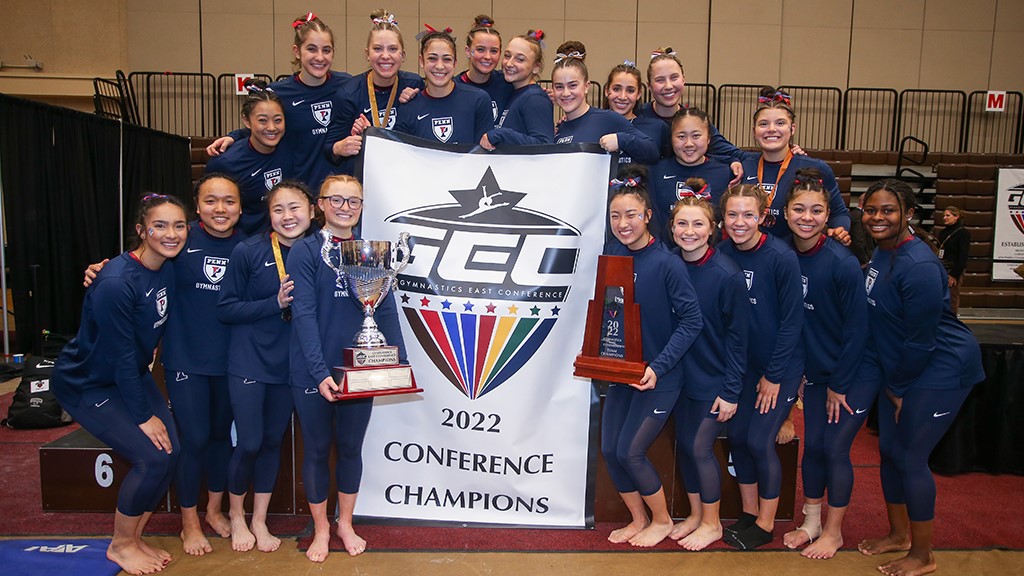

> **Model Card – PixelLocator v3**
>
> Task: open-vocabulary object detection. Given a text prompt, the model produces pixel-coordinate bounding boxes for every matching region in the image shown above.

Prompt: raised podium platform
[40,422,297,514]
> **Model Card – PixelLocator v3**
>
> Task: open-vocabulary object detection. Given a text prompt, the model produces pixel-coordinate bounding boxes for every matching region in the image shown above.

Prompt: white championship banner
[355,129,610,527]
[994,169,1024,280]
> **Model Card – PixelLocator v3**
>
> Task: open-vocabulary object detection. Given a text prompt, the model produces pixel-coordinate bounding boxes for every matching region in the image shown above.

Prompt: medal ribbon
[367,74,399,128]
[757,149,793,209]
[270,232,287,281]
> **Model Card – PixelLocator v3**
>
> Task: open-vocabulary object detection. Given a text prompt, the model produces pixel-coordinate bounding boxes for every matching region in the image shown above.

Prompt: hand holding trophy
[320,230,421,399]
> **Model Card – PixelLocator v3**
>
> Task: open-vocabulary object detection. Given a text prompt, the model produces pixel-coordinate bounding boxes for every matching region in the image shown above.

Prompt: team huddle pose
[52,8,983,576]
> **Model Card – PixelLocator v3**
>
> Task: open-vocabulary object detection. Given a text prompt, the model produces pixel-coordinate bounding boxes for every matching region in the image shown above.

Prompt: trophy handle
[392,232,411,275]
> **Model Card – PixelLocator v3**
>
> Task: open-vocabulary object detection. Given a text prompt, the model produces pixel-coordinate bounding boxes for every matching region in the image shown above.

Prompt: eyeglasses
[319,195,363,209]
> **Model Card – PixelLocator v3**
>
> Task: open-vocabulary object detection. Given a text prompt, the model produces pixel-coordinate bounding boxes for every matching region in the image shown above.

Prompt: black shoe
[724,523,773,550]
[723,512,757,535]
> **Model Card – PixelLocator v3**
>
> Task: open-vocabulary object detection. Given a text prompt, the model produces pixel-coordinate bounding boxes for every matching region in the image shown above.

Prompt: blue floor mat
[0,539,119,576]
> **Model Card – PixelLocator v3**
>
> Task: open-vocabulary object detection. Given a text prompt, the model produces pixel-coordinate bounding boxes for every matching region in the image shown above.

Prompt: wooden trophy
[574,255,646,385]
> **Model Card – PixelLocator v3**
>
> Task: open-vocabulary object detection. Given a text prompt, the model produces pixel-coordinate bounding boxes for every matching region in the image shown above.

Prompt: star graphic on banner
[420,297,431,307]
[551,305,561,316]
[508,304,519,315]
[485,302,497,313]
[530,305,541,316]
[441,299,452,310]
[463,301,475,312]
[400,294,410,304]
[448,167,527,220]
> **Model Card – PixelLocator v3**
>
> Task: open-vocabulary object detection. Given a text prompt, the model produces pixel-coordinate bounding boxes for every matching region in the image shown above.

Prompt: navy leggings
[292,386,373,502]
[800,376,880,508]
[727,373,800,500]
[602,384,678,496]
[226,376,294,495]
[674,396,724,504]
[63,378,180,516]
[167,372,232,508]
[877,385,970,522]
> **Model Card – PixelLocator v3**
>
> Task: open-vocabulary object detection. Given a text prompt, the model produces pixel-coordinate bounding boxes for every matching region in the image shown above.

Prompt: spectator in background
[936,207,970,315]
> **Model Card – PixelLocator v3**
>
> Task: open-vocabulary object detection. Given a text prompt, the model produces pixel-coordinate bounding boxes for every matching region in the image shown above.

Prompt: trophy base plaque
[330,362,422,400]
[573,355,647,386]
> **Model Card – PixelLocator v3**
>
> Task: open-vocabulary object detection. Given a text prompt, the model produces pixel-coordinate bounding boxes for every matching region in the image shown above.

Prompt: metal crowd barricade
[897,89,966,154]
[964,91,1023,154]
[129,71,217,137]
[215,73,275,137]
[779,85,842,150]
[715,84,763,149]
[683,83,715,120]
[842,88,898,151]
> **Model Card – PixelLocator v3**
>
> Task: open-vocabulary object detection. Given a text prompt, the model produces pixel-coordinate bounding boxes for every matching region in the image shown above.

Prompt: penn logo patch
[204,256,228,284]
[311,101,332,127]
[155,287,168,317]
[263,168,282,190]
[386,167,578,400]
[432,117,453,143]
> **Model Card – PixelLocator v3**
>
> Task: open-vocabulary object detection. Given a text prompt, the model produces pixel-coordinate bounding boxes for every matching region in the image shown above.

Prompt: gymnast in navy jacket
[217,181,315,554]
[53,194,187,576]
[717,184,805,550]
[781,169,870,560]
[550,42,658,165]
[665,181,749,551]
[455,14,513,128]
[639,48,744,174]
[480,29,554,148]
[206,14,351,192]
[327,10,425,168]
[649,108,734,240]
[600,167,703,548]
[287,175,407,562]
[856,179,984,576]
[603,61,669,169]
[393,26,493,145]
[740,87,850,243]
[205,80,295,235]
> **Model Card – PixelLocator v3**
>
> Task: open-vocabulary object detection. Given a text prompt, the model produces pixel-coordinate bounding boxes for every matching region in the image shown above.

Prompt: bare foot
[206,510,232,538]
[137,538,172,564]
[251,521,281,552]
[180,526,213,556]
[608,520,647,544]
[679,523,723,551]
[230,514,255,552]
[878,552,936,576]
[859,533,911,556]
[803,533,843,559]
[305,529,330,563]
[108,541,165,575]
[784,527,814,549]
[669,516,700,541]
[337,524,366,556]
[629,519,674,547]
[777,418,795,444]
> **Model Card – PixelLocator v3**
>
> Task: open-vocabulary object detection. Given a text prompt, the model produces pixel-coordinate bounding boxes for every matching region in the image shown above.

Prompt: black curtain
[0,94,190,355]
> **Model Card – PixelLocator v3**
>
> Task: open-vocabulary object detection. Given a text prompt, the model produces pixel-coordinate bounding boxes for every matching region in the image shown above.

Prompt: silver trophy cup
[321,231,410,348]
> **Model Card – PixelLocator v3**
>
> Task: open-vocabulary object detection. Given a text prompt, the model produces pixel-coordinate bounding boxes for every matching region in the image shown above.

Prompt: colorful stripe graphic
[403,307,557,399]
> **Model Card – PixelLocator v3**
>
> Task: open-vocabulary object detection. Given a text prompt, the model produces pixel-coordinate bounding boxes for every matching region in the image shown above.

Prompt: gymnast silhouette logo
[459,183,509,219]
[385,166,580,400]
